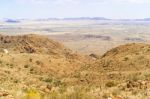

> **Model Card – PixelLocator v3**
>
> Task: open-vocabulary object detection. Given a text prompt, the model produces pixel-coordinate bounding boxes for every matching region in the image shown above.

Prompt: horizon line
[1,17,150,20]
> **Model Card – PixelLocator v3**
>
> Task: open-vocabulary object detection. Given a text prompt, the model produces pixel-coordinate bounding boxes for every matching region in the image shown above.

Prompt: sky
[0,0,150,19]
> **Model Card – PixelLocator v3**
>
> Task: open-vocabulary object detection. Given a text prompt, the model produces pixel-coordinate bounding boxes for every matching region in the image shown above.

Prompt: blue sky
[0,0,150,19]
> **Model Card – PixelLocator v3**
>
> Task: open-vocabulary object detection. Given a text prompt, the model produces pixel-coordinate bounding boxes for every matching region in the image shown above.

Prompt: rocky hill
[97,43,150,71]
[0,34,93,99]
[0,34,71,56]
[72,43,150,99]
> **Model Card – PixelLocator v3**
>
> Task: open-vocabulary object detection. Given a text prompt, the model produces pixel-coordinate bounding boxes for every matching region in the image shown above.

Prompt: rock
[0,91,9,97]
[89,53,99,59]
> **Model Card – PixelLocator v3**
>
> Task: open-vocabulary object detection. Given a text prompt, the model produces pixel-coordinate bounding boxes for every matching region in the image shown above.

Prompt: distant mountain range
[2,17,150,22]
[31,17,150,21]
[4,19,20,23]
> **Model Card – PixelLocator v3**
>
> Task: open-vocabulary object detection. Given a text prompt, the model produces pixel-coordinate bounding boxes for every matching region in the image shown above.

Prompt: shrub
[30,68,34,74]
[128,73,141,82]
[24,64,29,68]
[44,78,53,83]
[112,48,118,54]
[29,58,33,62]
[53,80,62,87]
[14,79,19,83]
[0,60,2,64]
[144,73,150,78]
[36,60,41,65]
[123,57,129,61]
[73,72,81,78]
[22,89,41,99]
[15,87,94,99]
[105,81,117,87]
[10,64,13,66]
[30,68,34,71]
[43,87,94,99]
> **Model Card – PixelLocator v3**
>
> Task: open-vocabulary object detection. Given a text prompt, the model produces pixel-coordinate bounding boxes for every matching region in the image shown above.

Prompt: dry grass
[1,35,150,99]
[14,86,95,99]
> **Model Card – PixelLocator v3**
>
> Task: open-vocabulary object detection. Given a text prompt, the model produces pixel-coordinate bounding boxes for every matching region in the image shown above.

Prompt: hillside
[0,34,72,56]
[83,43,150,83]
[0,35,150,99]
[97,43,150,71]
[0,34,93,99]
[75,43,150,99]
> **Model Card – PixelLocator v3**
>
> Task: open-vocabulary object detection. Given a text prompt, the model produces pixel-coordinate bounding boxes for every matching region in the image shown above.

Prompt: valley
[1,20,150,55]
[0,20,150,99]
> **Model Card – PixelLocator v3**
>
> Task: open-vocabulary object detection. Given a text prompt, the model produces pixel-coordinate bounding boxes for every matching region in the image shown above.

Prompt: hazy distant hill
[4,19,20,23]
[3,17,150,22]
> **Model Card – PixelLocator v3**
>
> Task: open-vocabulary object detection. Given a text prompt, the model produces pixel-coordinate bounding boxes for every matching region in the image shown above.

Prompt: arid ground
[0,20,150,99]
[1,20,150,55]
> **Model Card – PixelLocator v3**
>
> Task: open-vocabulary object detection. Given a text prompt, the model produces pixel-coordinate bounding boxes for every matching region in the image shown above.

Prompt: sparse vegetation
[24,64,30,68]
[14,79,19,83]
[29,58,33,62]
[105,81,117,87]
[0,60,3,64]
[44,78,53,83]
[15,87,95,99]
[144,73,150,78]
[36,60,41,65]
[0,35,150,99]
[128,73,141,82]
[123,57,129,61]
